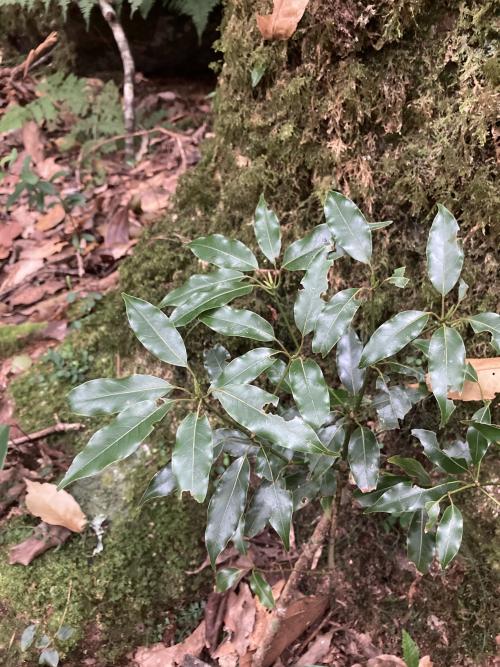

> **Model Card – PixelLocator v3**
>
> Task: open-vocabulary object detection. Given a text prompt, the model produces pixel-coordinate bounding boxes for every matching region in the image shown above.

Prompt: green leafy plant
[60,191,499,594]
[19,619,74,666]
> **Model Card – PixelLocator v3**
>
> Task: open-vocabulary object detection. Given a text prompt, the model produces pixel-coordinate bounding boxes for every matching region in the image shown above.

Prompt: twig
[5,31,58,80]
[98,0,135,157]
[8,422,84,447]
[252,509,332,667]
[75,126,187,184]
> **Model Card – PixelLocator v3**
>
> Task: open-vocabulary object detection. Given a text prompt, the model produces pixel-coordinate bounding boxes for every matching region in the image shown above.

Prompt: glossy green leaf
[55,625,74,642]
[20,624,36,651]
[312,288,361,356]
[369,220,394,230]
[468,312,500,353]
[289,358,330,429]
[388,456,431,487]
[359,311,429,368]
[383,361,425,382]
[245,481,292,549]
[250,570,275,609]
[426,204,463,296]
[253,194,281,263]
[39,649,59,667]
[172,411,213,503]
[159,269,245,307]
[214,348,278,388]
[411,429,468,474]
[68,375,173,416]
[266,359,292,393]
[300,247,332,293]
[366,480,463,514]
[254,447,286,481]
[200,306,274,341]
[428,326,466,426]
[324,191,372,264]
[203,344,230,382]
[336,328,365,395]
[231,516,247,554]
[251,63,266,87]
[59,400,172,488]
[387,266,410,289]
[310,423,344,479]
[470,422,500,443]
[407,509,435,574]
[189,234,258,272]
[216,567,245,592]
[170,283,253,326]
[213,428,258,458]
[443,440,471,463]
[0,424,8,470]
[140,464,177,505]
[412,338,430,357]
[205,455,250,566]
[402,629,420,667]
[282,224,332,270]
[458,279,468,303]
[424,500,441,531]
[294,289,325,336]
[373,379,413,431]
[36,634,51,649]
[436,504,463,568]
[347,427,380,493]
[214,384,329,455]
[123,294,187,367]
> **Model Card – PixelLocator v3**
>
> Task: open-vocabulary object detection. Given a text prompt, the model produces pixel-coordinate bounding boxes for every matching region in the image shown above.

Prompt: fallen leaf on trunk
[134,619,206,667]
[9,521,71,565]
[36,203,66,232]
[257,0,311,40]
[25,480,87,532]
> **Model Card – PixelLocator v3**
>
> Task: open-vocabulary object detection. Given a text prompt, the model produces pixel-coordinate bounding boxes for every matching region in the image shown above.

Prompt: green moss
[0,323,46,360]
[0,488,207,666]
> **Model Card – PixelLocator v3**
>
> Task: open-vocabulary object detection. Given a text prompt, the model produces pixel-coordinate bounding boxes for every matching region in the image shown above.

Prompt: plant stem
[274,295,300,349]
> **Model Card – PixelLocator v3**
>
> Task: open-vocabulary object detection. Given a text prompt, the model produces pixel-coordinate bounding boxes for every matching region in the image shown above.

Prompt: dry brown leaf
[36,156,62,180]
[9,280,63,307]
[134,619,206,667]
[419,659,433,667]
[257,0,311,40]
[25,480,87,532]
[19,239,66,260]
[0,221,23,249]
[293,630,333,666]
[448,358,500,401]
[9,522,71,565]
[105,205,130,246]
[22,121,44,164]
[0,258,44,294]
[36,202,66,232]
[366,657,406,667]
[212,583,256,661]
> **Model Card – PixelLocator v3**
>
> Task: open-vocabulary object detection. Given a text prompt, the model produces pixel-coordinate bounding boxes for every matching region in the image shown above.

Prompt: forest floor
[0,60,499,667]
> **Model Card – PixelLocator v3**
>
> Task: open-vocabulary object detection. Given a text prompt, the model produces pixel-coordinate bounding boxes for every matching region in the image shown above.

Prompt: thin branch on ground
[8,423,84,447]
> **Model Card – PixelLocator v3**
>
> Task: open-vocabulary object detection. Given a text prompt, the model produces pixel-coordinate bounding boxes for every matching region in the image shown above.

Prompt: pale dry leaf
[257,0,311,40]
[366,657,406,667]
[9,280,63,307]
[19,239,66,260]
[36,156,62,180]
[419,659,433,667]
[0,221,23,249]
[36,203,66,232]
[22,121,44,164]
[222,583,256,656]
[25,480,87,532]
[0,258,44,294]
[294,630,333,666]
[134,620,206,667]
[448,358,500,401]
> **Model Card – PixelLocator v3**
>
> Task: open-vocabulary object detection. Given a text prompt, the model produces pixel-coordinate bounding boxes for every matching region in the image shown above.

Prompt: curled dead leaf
[134,619,206,667]
[257,0,311,40]
[9,522,71,565]
[36,203,66,232]
[25,479,87,532]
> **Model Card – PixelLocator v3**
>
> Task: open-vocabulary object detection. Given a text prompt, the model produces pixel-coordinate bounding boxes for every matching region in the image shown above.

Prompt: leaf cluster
[61,191,499,583]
